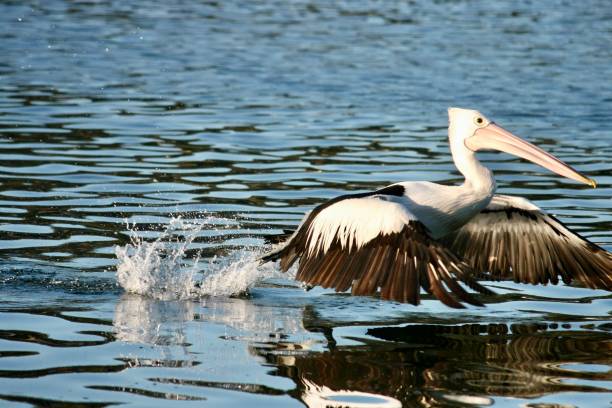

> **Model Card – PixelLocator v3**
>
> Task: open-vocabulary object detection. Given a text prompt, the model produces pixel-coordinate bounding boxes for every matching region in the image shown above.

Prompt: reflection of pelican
[112,294,611,406]
[263,108,611,307]
[255,322,612,406]
[301,378,401,408]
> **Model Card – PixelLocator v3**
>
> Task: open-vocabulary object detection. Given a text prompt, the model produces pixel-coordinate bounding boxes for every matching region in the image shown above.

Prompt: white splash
[115,216,202,300]
[115,215,286,300]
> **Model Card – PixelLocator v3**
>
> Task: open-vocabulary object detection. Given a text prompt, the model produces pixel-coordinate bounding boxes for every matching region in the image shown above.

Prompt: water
[1,0,611,406]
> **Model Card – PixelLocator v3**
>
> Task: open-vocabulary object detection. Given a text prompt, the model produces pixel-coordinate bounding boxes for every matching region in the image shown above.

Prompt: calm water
[1,1,611,407]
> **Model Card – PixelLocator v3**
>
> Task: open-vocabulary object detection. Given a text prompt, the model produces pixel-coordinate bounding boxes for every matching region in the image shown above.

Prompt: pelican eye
[474,116,485,126]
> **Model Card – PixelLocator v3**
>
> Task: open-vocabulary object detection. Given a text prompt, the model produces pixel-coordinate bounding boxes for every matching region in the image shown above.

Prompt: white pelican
[262,108,612,308]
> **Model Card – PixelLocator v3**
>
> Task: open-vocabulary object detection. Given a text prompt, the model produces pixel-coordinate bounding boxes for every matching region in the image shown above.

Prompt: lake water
[0,1,611,407]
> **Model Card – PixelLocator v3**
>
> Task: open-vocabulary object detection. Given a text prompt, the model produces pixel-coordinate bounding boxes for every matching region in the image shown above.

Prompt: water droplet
[114,216,282,300]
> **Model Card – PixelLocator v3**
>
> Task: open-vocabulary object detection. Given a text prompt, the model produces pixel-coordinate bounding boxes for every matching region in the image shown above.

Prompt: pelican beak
[465,123,596,188]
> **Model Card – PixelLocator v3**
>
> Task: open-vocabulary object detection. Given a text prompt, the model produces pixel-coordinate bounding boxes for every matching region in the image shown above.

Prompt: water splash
[197,251,282,297]
[115,216,287,300]
[115,216,201,300]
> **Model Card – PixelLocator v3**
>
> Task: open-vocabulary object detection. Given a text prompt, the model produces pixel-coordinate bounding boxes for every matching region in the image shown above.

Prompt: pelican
[262,108,612,308]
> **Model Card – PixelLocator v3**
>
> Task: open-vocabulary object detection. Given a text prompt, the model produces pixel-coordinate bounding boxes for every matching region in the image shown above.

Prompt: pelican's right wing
[262,187,491,308]
[440,195,612,289]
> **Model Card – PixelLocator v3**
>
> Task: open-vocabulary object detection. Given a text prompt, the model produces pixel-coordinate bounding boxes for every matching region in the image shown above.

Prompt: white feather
[487,194,540,211]
[394,181,494,239]
[306,196,416,256]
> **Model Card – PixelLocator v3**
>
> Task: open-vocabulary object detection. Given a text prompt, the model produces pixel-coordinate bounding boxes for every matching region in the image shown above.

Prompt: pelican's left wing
[262,188,490,308]
[440,195,612,289]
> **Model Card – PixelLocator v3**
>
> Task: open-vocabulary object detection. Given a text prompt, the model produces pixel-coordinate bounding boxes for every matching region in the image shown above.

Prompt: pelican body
[262,108,611,308]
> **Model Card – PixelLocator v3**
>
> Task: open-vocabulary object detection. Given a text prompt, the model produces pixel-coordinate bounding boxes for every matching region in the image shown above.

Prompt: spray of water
[115,215,287,300]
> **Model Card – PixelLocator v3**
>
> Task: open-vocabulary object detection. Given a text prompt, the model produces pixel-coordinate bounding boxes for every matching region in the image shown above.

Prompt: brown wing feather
[271,220,487,308]
[441,197,612,290]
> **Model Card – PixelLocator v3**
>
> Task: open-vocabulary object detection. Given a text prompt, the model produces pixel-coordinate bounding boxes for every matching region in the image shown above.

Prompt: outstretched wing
[440,194,612,289]
[262,188,491,308]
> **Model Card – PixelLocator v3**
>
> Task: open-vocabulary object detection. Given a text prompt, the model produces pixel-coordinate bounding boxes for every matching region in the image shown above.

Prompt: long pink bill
[465,123,596,188]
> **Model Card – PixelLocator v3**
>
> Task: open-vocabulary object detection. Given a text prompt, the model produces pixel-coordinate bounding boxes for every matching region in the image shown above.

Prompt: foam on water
[115,216,286,300]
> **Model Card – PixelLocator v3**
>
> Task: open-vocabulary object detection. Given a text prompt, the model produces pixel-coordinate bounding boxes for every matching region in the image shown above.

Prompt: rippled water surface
[1,1,611,407]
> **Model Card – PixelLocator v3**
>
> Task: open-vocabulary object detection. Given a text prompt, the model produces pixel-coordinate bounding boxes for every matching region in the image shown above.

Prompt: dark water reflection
[266,323,611,405]
[1,0,612,406]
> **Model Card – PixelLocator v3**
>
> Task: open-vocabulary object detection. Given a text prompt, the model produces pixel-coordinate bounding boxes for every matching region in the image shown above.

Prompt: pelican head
[448,107,596,188]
